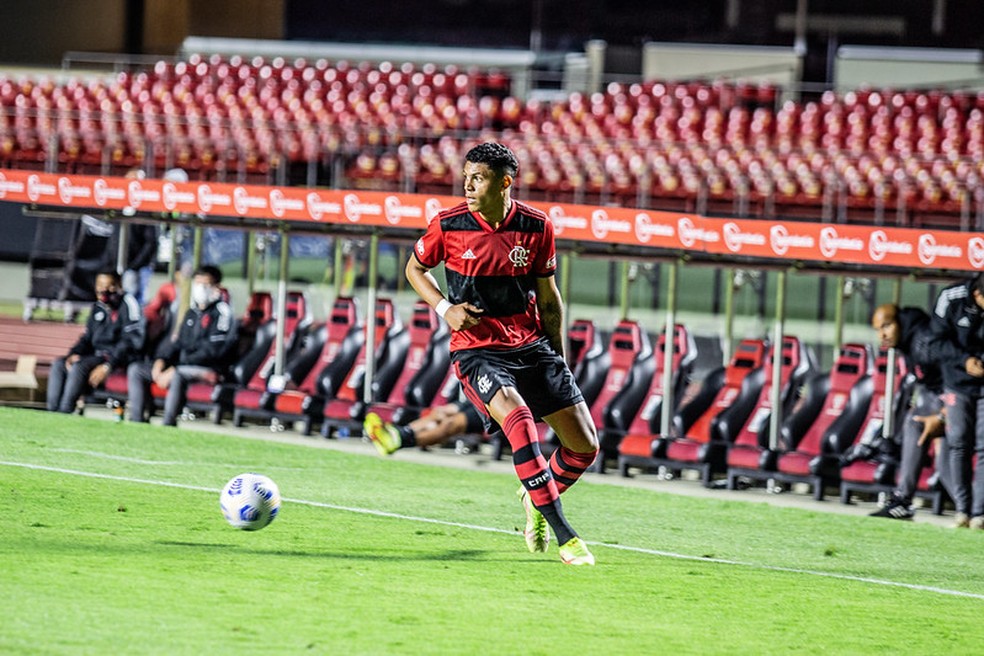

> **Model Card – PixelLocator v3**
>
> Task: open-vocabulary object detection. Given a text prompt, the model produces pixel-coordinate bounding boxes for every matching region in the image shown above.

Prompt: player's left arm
[536,275,566,361]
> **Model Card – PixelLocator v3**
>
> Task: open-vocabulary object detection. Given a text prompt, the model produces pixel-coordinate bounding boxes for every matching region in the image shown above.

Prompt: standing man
[868,303,951,520]
[928,274,984,528]
[127,265,237,426]
[47,270,144,413]
[405,142,599,565]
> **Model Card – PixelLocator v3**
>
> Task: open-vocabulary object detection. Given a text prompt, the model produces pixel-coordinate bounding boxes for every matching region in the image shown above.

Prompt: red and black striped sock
[502,406,576,545]
[549,446,599,494]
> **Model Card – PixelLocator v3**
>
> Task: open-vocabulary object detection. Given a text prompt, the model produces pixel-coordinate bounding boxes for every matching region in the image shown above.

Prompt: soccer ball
[220,473,281,531]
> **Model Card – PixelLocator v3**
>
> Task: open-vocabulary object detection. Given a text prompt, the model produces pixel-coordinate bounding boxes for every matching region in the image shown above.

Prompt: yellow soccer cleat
[558,537,595,566]
[363,412,401,456]
[517,486,549,553]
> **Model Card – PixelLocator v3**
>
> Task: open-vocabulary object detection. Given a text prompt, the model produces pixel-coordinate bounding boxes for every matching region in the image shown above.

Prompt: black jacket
[896,307,943,394]
[158,300,238,371]
[928,280,984,397]
[68,293,145,369]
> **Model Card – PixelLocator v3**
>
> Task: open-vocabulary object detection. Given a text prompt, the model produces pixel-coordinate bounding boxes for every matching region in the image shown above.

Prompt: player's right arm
[405,256,481,331]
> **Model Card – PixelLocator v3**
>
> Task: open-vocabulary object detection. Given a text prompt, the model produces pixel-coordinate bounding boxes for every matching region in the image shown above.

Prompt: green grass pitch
[2,407,982,654]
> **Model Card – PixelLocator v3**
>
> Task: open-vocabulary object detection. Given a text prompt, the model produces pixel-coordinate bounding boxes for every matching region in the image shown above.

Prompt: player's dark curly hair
[465,142,519,179]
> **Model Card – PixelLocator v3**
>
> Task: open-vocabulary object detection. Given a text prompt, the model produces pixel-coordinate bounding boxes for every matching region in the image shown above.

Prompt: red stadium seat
[320,298,409,437]
[598,324,697,472]
[239,296,363,434]
[837,351,948,512]
[364,301,450,425]
[619,338,767,485]
[724,336,816,488]
[226,290,311,420]
[732,343,874,499]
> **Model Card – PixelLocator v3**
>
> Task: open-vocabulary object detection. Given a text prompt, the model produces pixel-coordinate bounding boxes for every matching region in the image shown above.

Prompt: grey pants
[127,362,216,426]
[46,355,104,414]
[896,386,952,502]
[942,389,984,516]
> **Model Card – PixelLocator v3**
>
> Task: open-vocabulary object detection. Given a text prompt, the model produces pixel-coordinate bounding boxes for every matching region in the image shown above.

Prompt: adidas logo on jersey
[461,249,477,260]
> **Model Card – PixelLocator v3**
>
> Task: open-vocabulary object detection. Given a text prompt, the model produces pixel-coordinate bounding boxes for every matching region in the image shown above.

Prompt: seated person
[127,265,237,426]
[46,270,144,413]
[363,402,486,456]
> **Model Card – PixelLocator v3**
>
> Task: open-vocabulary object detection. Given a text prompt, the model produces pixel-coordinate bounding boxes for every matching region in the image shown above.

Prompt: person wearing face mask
[126,265,237,426]
[46,270,145,413]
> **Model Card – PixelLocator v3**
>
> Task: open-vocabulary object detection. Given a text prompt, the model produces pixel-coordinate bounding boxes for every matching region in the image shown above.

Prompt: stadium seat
[4,61,982,224]
[567,318,609,409]
[725,336,816,490]
[320,298,410,437]
[732,343,874,499]
[179,290,308,423]
[618,338,767,485]
[598,324,697,472]
[239,296,363,434]
[838,351,947,512]
[364,300,451,425]
[560,320,652,471]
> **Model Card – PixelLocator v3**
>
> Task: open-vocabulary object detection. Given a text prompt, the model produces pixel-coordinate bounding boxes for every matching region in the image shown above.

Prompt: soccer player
[405,142,599,565]
[364,402,486,454]
[46,270,144,413]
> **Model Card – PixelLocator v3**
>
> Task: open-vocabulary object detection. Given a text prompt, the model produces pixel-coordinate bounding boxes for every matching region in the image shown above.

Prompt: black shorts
[451,338,584,431]
[458,402,486,434]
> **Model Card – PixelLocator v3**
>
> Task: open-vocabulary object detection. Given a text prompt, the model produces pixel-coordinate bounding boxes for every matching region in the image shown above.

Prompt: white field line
[3,459,984,602]
[48,448,307,470]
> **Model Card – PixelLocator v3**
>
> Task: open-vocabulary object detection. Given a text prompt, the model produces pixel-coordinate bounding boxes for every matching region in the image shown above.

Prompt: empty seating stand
[725,336,816,490]
[237,296,363,434]
[364,301,451,425]
[839,352,946,513]
[320,298,410,437]
[736,343,874,500]
[598,324,697,472]
[619,338,767,485]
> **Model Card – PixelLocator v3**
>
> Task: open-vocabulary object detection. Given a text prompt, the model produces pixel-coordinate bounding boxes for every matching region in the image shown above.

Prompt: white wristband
[435,299,452,319]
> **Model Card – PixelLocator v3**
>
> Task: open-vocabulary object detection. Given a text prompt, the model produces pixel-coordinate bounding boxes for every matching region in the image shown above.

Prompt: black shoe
[869,495,914,520]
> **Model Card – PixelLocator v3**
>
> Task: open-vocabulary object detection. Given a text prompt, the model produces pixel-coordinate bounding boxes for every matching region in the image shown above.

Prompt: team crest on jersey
[477,374,492,394]
[416,238,425,255]
[508,244,529,267]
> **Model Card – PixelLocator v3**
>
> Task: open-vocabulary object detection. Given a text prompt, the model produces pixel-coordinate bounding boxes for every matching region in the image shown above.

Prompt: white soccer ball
[220,473,281,531]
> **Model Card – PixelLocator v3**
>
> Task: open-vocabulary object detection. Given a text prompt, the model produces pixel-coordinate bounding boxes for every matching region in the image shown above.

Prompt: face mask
[98,291,121,307]
[191,283,211,308]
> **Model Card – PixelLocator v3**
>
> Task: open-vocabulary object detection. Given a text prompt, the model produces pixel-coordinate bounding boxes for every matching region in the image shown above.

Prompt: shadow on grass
[157,540,492,561]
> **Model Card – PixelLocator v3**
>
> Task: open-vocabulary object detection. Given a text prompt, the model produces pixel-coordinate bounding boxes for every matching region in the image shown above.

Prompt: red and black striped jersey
[414,200,558,352]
